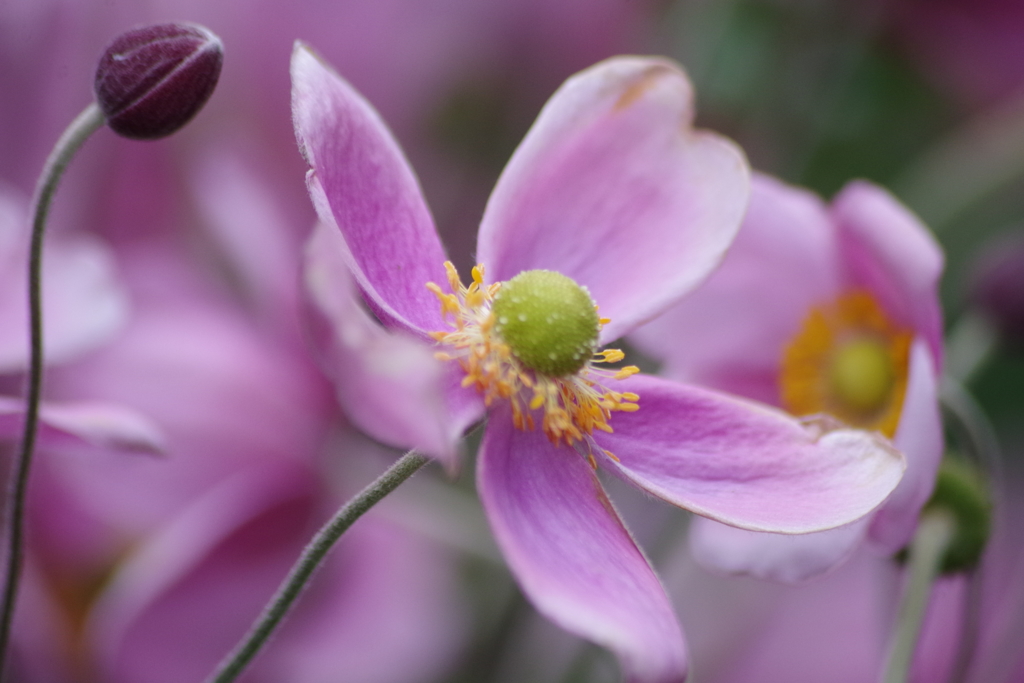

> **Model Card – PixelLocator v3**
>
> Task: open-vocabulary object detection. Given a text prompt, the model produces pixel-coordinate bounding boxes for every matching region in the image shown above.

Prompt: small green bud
[491,270,599,377]
[897,455,993,574]
[927,456,992,574]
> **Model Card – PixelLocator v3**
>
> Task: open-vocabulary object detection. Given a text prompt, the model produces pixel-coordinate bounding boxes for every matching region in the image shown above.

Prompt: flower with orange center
[632,173,945,583]
[296,49,906,682]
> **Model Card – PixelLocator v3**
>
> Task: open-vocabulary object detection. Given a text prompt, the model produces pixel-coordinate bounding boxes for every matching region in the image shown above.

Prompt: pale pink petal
[868,339,944,552]
[597,374,905,533]
[831,181,945,367]
[689,516,869,584]
[291,43,449,338]
[0,189,128,372]
[90,463,464,683]
[630,173,842,405]
[304,221,483,466]
[192,150,303,320]
[0,397,164,454]
[478,408,687,683]
[477,56,749,343]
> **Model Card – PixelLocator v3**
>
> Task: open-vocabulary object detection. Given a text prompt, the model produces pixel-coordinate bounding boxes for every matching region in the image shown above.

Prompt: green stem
[881,510,957,683]
[203,449,430,683]
[0,102,104,677]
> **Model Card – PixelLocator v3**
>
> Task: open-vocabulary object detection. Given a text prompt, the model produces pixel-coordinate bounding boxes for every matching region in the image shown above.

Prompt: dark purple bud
[969,232,1024,350]
[94,23,223,140]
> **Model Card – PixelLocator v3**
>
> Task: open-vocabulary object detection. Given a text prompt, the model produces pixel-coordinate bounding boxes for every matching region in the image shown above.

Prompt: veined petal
[597,374,905,533]
[689,516,869,584]
[304,221,482,467]
[477,56,749,343]
[867,339,944,552]
[630,173,842,404]
[291,43,448,338]
[831,181,944,368]
[0,397,164,454]
[478,408,687,683]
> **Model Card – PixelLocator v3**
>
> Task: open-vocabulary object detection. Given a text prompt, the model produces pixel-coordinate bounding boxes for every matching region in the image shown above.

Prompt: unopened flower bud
[969,233,1024,351]
[94,23,223,140]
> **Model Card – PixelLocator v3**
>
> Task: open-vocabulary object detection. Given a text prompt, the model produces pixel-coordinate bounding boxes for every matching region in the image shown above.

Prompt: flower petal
[478,407,687,683]
[291,43,448,338]
[868,339,944,552]
[303,221,483,466]
[89,463,465,683]
[477,56,749,343]
[831,181,945,367]
[0,190,128,372]
[629,173,842,405]
[596,374,905,533]
[689,516,869,584]
[0,397,164,454]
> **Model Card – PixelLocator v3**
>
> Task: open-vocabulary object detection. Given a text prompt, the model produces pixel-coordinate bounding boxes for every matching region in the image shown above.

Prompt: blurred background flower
[1,0,1024,681]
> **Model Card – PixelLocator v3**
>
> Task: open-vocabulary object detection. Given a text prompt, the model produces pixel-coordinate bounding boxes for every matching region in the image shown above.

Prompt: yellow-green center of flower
[780,290,911,437]
[426,262,639,466]
[491,270,600,377]
[828,337,895,414]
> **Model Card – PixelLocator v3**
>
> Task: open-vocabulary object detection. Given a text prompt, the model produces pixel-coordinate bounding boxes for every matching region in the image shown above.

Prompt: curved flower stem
[204,449,431,683]
[881,510,956,683]
[0,102,104,676]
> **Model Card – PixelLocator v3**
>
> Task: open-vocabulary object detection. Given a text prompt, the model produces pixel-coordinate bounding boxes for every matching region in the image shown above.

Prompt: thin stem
[204,449,430,683]
[881,510,956,683]
[0,102,104,677]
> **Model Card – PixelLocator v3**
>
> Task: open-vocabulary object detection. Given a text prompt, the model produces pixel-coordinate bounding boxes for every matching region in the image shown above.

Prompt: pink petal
[291,43,449,338]
[831,181,945,368]
[477,408,687,683]
[629,172,842,405]
[90,463,465,683]
[0,190,128,372]
[0,397,164,454]
[689,516,869,584]
[476,56,749,343]
[303,221,483,466]
[868,339,944,552]
[596,374,905,533]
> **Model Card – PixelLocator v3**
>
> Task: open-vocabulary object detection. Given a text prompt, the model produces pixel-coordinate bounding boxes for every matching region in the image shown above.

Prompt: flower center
[780,290,911,437]
[427,262,639,464]
[491,270,600,376]
[829,337,894,414]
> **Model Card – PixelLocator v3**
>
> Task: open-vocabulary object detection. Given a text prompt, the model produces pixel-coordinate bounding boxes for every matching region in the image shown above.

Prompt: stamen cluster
[427,262,640,465]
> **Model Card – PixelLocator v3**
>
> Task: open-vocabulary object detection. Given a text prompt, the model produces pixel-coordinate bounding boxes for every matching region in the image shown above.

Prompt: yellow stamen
[780,290,911,437]
[426,261,640,456]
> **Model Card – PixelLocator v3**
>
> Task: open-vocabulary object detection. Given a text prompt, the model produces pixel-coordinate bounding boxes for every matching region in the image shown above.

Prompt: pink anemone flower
[632,173,945,583]
[292,46,906,682]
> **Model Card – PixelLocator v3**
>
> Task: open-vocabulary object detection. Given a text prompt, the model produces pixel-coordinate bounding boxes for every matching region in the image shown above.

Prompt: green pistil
[491,270,600,377]
[830,337,894,414]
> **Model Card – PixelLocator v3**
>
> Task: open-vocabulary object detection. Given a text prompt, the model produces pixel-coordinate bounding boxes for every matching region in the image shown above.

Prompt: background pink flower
[632,173,944,582]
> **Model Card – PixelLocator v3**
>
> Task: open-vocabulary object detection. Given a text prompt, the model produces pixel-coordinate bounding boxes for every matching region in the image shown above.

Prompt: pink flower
[17,157,468,683]
[672,467,1024,683]
[632,173,945,582]
[0,184,162,453]
[293,46,906,682]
